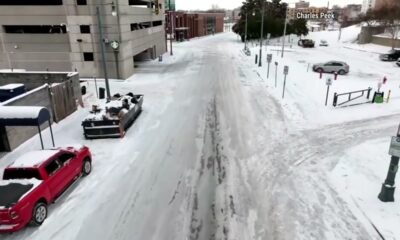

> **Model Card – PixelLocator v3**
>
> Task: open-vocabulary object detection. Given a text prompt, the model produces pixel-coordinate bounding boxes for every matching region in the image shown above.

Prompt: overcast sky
[176,0,363,10]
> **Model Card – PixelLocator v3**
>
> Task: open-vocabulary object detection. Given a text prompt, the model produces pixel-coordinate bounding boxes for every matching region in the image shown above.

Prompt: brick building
[174,12,224,41]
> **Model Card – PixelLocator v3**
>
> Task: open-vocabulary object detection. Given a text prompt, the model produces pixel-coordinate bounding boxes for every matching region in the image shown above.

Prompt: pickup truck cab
[0,145,92,233]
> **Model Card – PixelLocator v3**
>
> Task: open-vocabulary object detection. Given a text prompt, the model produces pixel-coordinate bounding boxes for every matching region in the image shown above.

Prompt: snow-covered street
[1,27,400,240]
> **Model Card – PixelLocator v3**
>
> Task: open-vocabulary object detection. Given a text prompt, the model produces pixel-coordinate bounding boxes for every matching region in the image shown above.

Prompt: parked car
[82,93,143,139]
[298,39,315,48]
[312,61,350,75]
[0,146,92,233]
[396,58,400,67]
[379,49,400,61]
[319,40,329,47]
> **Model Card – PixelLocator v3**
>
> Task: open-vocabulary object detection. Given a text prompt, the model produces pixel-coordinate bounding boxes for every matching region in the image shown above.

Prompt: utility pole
[96,6,111,101]
[282,66,289,98]
[244,12,248,50]
[169,0,173,56]
[259,0,265,67]
[281,6,288,58]
[0,33,11,69]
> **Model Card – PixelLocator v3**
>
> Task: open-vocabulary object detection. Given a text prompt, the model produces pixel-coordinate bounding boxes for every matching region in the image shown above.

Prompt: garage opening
[133,46,156,67]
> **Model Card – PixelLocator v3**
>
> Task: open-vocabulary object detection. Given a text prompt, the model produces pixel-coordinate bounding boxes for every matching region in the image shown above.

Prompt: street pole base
[378,184,395,202]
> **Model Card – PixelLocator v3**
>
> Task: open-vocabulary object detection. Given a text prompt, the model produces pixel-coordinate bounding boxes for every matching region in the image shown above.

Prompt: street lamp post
[96,2,117,101]
[259,0,265,67]
[281,6,288,58]
[244,12,248,50]
[169,0,174,56]
[379,125,400,202]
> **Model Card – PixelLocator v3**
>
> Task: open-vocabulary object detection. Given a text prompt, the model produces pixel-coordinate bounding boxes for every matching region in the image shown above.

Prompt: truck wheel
[82,158,92,176]
[31,202,47,226]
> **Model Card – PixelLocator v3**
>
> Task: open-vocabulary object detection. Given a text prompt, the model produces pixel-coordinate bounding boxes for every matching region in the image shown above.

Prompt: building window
[4,25,67,34]
[153,21,163,27]
[130,22,151,31]
[80,25,91,34]
[83,52,94,61]
[77,0,87,5]
[0,0,62,5]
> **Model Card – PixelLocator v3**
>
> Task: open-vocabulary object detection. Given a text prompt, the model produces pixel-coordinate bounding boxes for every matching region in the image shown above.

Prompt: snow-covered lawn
[247,25,400,128]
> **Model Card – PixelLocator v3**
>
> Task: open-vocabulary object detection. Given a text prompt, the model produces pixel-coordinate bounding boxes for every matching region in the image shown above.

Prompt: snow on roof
[0,84,24,90]
[0,179,43,209]
[0,69,26,73]
[0,70,78,75]
[9,150,58,168]
[0,106,45,119]
[0,84,48,106]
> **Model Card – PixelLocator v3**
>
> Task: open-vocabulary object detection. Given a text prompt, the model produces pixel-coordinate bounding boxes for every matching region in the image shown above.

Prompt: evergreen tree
[233,0,308,41]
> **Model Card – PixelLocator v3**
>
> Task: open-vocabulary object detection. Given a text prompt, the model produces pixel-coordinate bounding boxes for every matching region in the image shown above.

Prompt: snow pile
[0,106,45,120]
[83,94,139,121]
[0,84,48,106]
[0,84,24,90]
[0,179,43,209]
[9,150,58,168]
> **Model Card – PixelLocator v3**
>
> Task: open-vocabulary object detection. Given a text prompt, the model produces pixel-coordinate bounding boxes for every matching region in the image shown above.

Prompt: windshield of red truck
[3,168,42,180]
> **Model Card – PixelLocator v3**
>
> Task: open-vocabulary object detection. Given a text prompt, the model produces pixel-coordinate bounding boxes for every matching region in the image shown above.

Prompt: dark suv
[298,39,315,48]
[380,49,400,61]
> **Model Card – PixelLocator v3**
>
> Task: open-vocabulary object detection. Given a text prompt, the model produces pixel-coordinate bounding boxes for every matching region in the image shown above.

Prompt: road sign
[325,77,332,106]
[326,77,332,86]
[389,136,400,157]
[275,61,278,66]
[284,66,289,75]
[267,54,272,63]
[165,0,176,10]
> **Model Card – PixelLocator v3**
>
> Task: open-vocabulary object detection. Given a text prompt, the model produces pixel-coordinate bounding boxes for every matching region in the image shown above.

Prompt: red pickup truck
[0,145,92,233]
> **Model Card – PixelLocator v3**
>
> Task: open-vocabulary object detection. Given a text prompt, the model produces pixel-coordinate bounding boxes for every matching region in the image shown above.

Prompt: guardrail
[333,88,372,107]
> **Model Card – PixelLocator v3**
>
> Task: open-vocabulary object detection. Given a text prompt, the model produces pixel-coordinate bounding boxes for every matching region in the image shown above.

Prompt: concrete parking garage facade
[0,0,166,79]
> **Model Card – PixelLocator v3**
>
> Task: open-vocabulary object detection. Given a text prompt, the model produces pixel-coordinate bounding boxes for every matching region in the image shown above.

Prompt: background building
[343,4,362,21]
[0,0,167,79]
[295,1,310,9]
[232,7,241,22]
[165,0,175,11]
[174,12,224,41]
[362,0,376,13]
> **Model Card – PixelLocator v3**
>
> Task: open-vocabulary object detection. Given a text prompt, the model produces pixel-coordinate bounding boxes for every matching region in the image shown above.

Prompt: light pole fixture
[168,0,174,56]
[281,5,288,58]
[259,0,265,67]
[244,12,248,50]
[111,2,117,17]
[96,2,118,101]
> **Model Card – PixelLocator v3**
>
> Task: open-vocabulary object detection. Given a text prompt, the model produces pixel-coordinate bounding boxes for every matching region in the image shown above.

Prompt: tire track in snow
[187,98,233,240]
